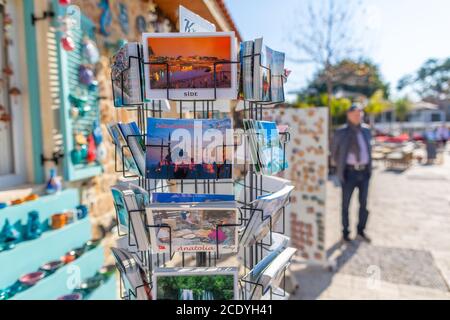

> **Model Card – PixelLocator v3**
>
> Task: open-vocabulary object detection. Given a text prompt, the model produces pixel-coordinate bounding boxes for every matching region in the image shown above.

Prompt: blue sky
[225,0,450,102]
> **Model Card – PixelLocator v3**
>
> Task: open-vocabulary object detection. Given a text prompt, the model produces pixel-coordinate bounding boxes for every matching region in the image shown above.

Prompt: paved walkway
[291,148,450,300]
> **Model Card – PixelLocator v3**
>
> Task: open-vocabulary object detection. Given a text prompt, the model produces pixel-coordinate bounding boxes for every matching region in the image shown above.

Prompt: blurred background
[0,0,448,300]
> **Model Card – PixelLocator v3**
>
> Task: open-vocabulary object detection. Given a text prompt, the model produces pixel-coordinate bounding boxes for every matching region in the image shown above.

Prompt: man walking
[332,104,372,243]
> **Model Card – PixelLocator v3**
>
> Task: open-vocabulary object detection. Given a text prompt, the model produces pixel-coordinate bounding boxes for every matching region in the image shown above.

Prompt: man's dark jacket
[331,124,372,183]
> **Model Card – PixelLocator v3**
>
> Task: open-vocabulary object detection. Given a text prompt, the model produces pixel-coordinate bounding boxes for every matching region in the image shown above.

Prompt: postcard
[118,122,145,176]
[240,40,254,100]
[111,247,152,300]
[111,186,130,234]
[265,46,285,103]
[107,123,140,176]
[153,267,238,300]
[142,32,238,100]
[244,120,288,175]
[179,5,216,33]
[245,234,289,300]
[145,203,238,254]
[111,42,142,107]
[253,38,271,102]
[146,118,233,180]
[240,185,294,247]
[259,247,297,294]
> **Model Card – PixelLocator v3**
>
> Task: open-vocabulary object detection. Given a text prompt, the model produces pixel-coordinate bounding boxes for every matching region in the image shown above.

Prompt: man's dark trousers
[341,167,371,237]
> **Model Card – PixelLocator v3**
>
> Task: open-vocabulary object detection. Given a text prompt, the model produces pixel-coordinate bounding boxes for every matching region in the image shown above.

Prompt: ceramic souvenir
[51,213,67,230]
[0,219,20,250]
[61,36,75,51]
[92,120,103,145]
[57,293,83,300]
[71,147,83,165]
[45,168,62,195]
[78,65,95,86]
[24,211,42,240]
[40,260,64,275]
[76,204,88,220]
[86,134,97,163]
[19,272,45,287]
[82,38,100,64]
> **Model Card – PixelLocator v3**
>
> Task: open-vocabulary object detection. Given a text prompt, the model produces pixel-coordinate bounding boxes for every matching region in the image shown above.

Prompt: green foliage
[295,93,352,123]
[394,97,413,122]
[398,58,450,100]
[157,274,234,300]
[308,59,390,99]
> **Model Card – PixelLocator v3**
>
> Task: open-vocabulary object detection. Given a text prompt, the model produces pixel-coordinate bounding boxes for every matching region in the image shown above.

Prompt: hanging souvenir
[92,120,103,145]
[69,92,88,112]
[61,35,76,51]
[78,65,95,86]
[71,144,87,165]
[82,38,100,64]
[86,134,97,163]
[136,15,147,33]
[75,132,88,145]
[118,3,129,34]
[98,0,112,37]
[59,0,72,5]
[88,80,99,92]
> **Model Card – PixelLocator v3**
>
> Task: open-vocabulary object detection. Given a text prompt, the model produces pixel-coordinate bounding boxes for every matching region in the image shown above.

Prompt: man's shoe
[342,235,352,243]
[356,232,372,244]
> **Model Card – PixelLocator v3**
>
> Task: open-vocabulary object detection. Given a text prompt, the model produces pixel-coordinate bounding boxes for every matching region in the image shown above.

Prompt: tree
[296,59,390,125]
[394,97,413,126]
[289,0,363,114]
[398,58,450,102]
[310,60,390,99]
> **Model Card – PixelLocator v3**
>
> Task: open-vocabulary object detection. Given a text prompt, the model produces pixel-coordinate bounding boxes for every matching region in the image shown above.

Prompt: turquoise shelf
[86,275,117,300]
[0,189,80,226]
[12,245,104,300]
[0,218,91,289]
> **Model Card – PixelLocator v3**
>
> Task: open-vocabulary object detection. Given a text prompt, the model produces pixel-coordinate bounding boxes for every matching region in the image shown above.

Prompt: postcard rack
[110,43,294,301]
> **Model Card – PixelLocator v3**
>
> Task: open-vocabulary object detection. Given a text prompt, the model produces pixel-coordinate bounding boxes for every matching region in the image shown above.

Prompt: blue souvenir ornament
[118,3,129,34]
[78,65,95,86]
[98,0,112,37]
[76,205,88,220]
[92,120,103,145]
[45,168,62,195]
[24,211,42,241]
[82,39,100,64]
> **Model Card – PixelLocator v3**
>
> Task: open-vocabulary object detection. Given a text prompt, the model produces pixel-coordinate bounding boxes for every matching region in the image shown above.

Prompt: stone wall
[66,0,175,256]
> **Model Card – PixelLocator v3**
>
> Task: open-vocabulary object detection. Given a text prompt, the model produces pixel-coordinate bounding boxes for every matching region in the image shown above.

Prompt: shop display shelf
[86,275,117,300]
[0,189,79,226]
[0,217,91,289]
[11,245,104,300]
